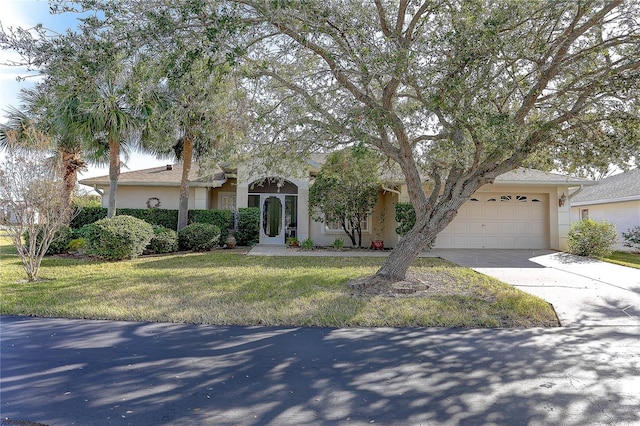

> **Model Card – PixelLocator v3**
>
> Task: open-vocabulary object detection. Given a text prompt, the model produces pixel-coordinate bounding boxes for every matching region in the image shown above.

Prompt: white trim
[322,215,371,234]
[571,196,640,207]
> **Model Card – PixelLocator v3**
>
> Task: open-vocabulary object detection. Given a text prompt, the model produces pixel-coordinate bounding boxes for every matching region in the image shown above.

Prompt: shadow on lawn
[2,316,639,425]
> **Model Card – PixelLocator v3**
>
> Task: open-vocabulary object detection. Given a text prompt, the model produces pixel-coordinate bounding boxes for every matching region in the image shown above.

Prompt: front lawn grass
[604,251,640,269]
[0,239,558,328]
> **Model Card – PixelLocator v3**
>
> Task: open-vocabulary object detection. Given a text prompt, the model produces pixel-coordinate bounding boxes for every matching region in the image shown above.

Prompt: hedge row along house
[79,157,594,250]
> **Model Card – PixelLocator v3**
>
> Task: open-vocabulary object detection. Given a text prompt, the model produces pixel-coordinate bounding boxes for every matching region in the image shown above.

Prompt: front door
[260,194,286,244]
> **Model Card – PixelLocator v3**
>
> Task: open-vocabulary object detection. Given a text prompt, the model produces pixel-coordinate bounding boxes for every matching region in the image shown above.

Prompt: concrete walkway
[248,246,640,327]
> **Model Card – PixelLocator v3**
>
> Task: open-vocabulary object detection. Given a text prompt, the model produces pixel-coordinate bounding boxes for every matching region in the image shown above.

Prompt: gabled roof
[493,168,595,186]
[571,168,640,206]
[79,163,232,188]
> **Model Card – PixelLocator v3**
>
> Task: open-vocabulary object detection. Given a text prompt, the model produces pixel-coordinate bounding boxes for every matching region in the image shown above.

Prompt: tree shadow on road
[1,316,639,425]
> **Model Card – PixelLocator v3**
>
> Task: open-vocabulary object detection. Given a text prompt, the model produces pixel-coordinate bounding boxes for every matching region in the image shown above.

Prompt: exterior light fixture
[558,193,566,207]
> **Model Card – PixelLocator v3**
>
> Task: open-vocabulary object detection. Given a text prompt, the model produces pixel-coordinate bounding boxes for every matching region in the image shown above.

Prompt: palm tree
[0,87,87,219]
[145,59,245,230]
[72,56,156,218]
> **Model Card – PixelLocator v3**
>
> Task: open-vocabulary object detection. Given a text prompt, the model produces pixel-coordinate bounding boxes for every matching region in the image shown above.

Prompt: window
[324,214,369,233]
[516,195,527,202]
[581,209,589,220]
[486,197,497,202]
[219,193,236,211]
[248,194,260,208]
[500,195,512,202]
[531,198,541,203]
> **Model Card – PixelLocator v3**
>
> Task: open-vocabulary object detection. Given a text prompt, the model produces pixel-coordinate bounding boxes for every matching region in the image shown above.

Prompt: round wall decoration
[146,197,161,209]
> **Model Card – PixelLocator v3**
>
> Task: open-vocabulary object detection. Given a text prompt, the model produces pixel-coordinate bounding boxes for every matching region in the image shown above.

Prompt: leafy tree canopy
[309,146,380,247]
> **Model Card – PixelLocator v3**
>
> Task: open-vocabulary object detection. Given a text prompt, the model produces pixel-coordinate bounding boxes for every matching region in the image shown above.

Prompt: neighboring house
[570,168,640,251]
[80,161,594,251]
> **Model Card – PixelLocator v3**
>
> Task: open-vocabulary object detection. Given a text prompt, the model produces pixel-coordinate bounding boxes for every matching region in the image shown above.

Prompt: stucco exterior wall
[97,185,184,210]
[308,190,398,248]
[571,200,640,251]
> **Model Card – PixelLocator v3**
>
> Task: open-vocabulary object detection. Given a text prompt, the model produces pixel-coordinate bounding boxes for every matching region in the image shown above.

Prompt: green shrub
[332,237,345,250]
[189,209,234,245]
[67,238,87,253]
[148,226,178,254]
[178,223,221,251]
[394,202,416,236]
[236,207,260,246]
[71,207,107,229]
[567,219,618,258]
[71,206,233,236]
[24,225,74,255]
[394,202,435,249]
[119,208,178,230]
[622,226,640,251]
[84,215,154,260]
[301,238,314,250]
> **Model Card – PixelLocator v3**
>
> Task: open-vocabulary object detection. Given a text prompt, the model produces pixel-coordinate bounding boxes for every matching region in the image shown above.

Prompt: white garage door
[435,193,549,249]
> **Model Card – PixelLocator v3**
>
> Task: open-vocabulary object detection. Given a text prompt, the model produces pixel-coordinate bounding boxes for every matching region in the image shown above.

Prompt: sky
[0,0,170,182]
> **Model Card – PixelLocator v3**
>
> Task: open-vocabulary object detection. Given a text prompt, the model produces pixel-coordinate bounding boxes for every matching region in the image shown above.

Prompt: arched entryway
[248,179,298,245]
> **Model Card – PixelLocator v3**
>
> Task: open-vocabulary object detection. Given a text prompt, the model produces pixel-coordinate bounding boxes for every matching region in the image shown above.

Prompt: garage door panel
[484,206,498,217]
[468,222,485,233]
[498,206,517,218]
[499,222,515,233]
[435,192,548,249]
[466,236,484,247]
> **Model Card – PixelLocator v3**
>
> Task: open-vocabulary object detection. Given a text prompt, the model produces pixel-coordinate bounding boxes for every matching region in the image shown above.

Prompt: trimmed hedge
[178,223,221,251]
[72,207,233,242]
[71,207,108,229]
[188,209,233,243]
[148,226,179,254]
[236,207,260,246]
[84,215,154,260]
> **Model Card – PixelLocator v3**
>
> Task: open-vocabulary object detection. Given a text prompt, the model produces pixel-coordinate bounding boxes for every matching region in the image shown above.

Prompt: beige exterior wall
[308,189,399,248]
[208,180,237,210]
[571,200,640,251]
[97,185,183,210]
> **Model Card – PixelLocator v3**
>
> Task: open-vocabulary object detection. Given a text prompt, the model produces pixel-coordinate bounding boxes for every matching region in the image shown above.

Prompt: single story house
[80,160,594,251]
[570,168,640,251]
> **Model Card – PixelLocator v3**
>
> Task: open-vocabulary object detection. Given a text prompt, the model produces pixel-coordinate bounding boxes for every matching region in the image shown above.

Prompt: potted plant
[371,207,386,250]
[286,237,300,247]
[225,231,237,249]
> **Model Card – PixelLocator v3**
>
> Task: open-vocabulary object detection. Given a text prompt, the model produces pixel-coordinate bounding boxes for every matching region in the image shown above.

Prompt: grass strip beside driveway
[0,243,558,328]
[604,251,640,269]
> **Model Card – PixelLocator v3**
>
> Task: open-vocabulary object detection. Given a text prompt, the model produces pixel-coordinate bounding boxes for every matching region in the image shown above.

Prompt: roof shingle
[572,168,640,205]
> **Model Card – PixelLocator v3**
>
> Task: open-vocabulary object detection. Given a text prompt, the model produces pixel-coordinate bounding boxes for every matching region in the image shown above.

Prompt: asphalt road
[1,316,639,425]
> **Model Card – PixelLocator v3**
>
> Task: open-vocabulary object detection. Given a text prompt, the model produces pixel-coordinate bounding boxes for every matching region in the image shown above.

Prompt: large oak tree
[236,0,640,282]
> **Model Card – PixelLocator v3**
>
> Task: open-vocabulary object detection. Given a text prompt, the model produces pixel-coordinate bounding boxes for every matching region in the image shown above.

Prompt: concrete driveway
[429,249,640,327]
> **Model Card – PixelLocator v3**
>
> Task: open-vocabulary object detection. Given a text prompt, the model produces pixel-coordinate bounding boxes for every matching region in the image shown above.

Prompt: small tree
[309,147,379,247]
[0,152,75,281]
